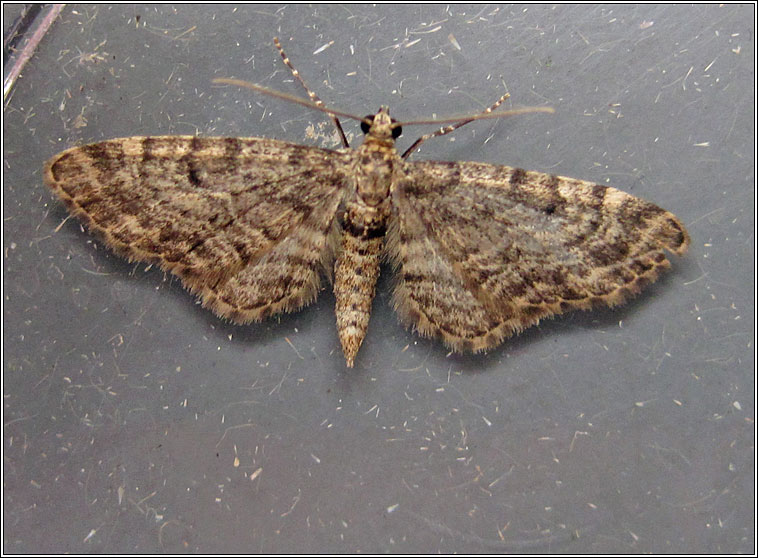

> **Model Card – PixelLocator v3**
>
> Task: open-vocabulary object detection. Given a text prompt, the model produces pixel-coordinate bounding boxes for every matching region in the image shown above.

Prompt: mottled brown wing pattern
[43,34,692,368]
[387,160,690,353]
[45,136,347,323]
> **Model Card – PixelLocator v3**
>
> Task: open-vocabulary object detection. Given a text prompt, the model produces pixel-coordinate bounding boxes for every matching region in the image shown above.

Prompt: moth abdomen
[343,218,386,240]
[334,215,385,367]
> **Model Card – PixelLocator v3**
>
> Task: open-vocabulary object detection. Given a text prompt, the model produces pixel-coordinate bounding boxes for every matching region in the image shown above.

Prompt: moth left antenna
[273,37,350,148]
[213,78,371,128]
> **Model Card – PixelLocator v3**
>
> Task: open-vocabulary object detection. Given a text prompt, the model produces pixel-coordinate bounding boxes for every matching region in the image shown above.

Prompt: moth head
[360,107,403,140]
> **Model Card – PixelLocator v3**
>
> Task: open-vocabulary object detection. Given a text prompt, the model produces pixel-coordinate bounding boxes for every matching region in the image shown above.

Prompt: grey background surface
[3,4,754,553]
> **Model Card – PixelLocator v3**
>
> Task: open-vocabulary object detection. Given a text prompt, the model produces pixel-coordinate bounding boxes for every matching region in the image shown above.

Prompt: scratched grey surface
[4,4,754,553]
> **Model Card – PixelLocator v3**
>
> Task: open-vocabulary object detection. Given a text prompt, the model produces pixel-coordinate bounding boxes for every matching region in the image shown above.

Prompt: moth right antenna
[398,93,554,159]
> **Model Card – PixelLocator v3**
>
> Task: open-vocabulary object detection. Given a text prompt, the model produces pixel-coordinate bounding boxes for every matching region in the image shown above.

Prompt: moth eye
[360,115,374,134]
[391,119,403,139]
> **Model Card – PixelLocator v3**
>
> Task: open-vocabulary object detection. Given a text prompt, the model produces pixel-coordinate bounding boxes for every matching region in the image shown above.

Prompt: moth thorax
[356,151,394,207]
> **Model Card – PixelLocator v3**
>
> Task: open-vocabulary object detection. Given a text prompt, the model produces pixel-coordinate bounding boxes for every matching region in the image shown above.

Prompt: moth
[45,38,690,367]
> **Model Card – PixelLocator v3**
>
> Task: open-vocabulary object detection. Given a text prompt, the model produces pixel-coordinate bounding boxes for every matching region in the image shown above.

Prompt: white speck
[313,41,334,55]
